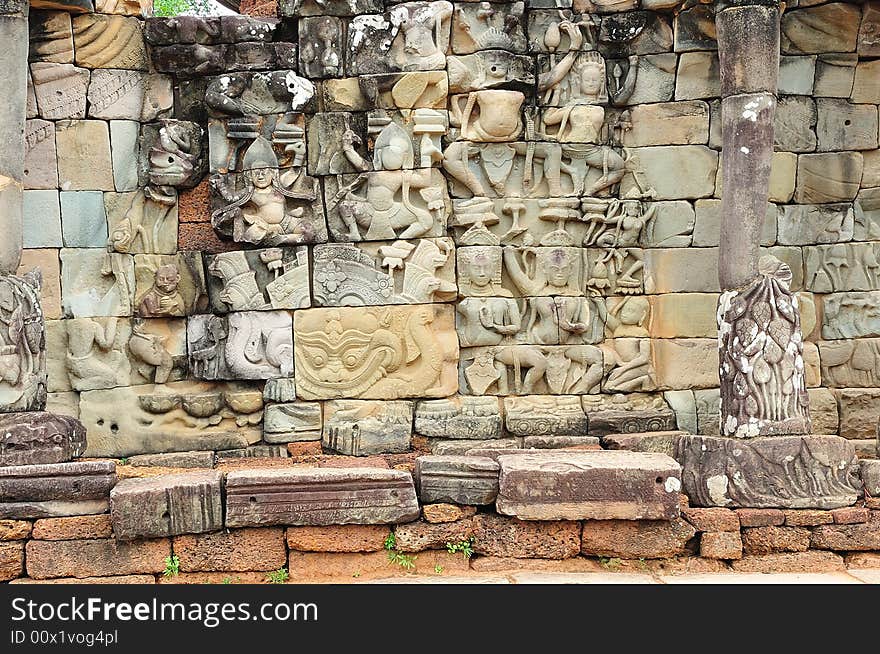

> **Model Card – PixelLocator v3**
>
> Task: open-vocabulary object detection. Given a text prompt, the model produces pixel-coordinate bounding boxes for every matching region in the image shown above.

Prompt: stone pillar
[715,1,811,438]
[0,0,28,275]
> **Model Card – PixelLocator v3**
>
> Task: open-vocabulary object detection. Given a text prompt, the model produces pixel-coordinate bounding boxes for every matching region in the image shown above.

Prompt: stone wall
[18,0,880,463]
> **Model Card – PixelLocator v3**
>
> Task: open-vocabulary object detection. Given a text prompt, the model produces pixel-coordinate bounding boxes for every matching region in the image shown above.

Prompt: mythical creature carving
[0,273,47,413]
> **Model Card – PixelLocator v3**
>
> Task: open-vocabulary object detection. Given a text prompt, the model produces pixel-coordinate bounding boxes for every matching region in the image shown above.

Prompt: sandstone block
[621,101,709,147]
[0,500,108,520]
[323,400,412,455]
[781,3,861,54]
[25,537,169,579]
[675,435,861,509]
[699,531,742,560]
[652,339,719,390]
[286,525,388,552]
[414,455,499,506]
[674,51,719,100]
[628,145,718,200]
[814,53,858,98]
[774,95,817,153]
[837,389,880,440]
[55,119,115,191]
[0,461,115,503]
[581,519,696,559]
[778,55,815,95]
[31,514,112,540]
[473,513,580,560]
[851,60,880,104]
[816,99,879,152]
[415,396,502,440]
[794,152,864,203]
[648,294,718,338]
[504,396,589,438]
[0,412,86,466]
[22,190,62,248]
[225,468,420,527]
[173,528,286,572]
[625,53,676,105]
[496,451,682,521]
[862,460,880,496]
[601,431,684,457]
[110,471,223,540]
[264,402,322,443]
[128,451,216,468]
[60,191,107,247]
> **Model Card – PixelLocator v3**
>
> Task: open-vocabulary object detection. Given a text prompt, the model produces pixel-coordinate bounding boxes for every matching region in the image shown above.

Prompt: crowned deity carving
[0,273,47,413]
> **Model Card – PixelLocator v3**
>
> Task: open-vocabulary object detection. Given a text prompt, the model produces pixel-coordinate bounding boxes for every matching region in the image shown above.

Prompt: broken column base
[609,432,862,510]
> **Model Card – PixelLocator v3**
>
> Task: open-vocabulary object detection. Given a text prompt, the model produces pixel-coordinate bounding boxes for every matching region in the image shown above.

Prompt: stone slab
[0,461,115,502]
[173,528,286,572]
[413,455,499,505]
[110,470,224,540]
[0,499,108,520]
[580,518,696,559]
[0,412,86,466]
[496,451,682,521]
[472,513,580,560]
[675,435,861,509]
[25,537,169,579]
[31,514,112,540]
[225,468,420,527]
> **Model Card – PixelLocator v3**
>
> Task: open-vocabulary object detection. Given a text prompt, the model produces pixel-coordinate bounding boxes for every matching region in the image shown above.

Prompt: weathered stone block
[674,51,719,100]
[774,96,817,153]
[736,508,785,527]
[780,3,861,54]
[742,526,810,554]
[24,119,58,189]
[436,438,520,455]
[414,455,499,505]
[625,53,676,105]
[422,503,476,524]
[264,402,322,443]
[504,396,588,438]
[794,152,864,203]
[862,460,880,496]
[22,190,62,248]
[323,400,412,455]
[653,339,719,390]
[173,528,286,572]
[286,525,388,552]
[581,518,696,559]
[31,514,111,540]
[0,412,86,466]
[837,389,880,439]
[583,394,677,436]
[814,53,858,98]
[128,451,216,468]
[55,120,115,191]
[681,507,740,532]
[811,523,880,551]
[473,513,580,560]
[521,435,600,450]
[621,101,709,147]
[496,451,681,521]
[628,145,718,200]
[731,550,845,573]
[816,99,879,152]
[778,55,815,96]
[0,541,24,581]
[0,520,31,541]
[0,500,108,520]
[26,537,169,579]
[415,396,502,440]
[110,471,224,540]
[675,435,861,509]
[648,294,718,338]
[225,468,420,527]
[852,59,880,104]
[783,509,833,527]
[394,518,473,552]
[59,191,107,247]
[0,461,114,503]
[699,531,742,560]
[831,507,869,525]
[72,15,147,70]
[602,431,683,457]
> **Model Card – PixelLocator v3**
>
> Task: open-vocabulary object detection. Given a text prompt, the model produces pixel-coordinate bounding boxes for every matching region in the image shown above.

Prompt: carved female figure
[502,247,582,296]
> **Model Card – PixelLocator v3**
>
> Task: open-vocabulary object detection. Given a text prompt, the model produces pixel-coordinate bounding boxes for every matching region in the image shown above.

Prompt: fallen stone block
[496,451,682,521]
[430,438,520,455]
[173,528,286,572]
[0,412,86,466]
[25,537,170,579]
[110,471,224,540]
[0,461,116,503]
[675,434,861,509]
[581,519,696,559]
[473,513,580,560]
[225,468,420,527]
[414,456,499,506]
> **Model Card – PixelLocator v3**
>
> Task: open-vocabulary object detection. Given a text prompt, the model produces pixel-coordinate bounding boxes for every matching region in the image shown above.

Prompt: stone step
[225,467,419,527]
[110,470,224,541]
[496,451,683,521]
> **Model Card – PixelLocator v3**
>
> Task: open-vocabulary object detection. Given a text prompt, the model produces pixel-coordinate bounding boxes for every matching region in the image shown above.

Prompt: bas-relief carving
[307,112,370,175]
[145,120,205,189]
[356,71,449,110]
[367,110,448,170]
[452,197,588,246]
[447,49,535,94]
[502,246,583,296]
[293,305,458,400]
[281,0,382,16]
[718,256,811,438]
[72,15,148,71]
[451,1,527,55]
[188,311,294,381]
[313,238,456,306]
[0,274,47,413]
[60,250,135,319]
[804,243,880,293]
[79,381,264,457]
[347,2,453,75]
[86,68,145,120]
[459,343,602,395]
[414,395,502,439]
[299,16,344,79]
[209,113,306,174]
[94,0,150,16]
[325,168,450,242]
[211,138,326,247]
[29,11,75,64]
[820,339,880,389]
[601,295,655,392]
[821,292,880,340]
[106,191,178,255]
[449,90,524,142]
[263,401,322,443]
[30,62,89,120]
[777,204,855,246]
[128,318,188,385]
[134,253,208,318]
[206,247,310,312]
[323,399,412,455]
[205,71,316,118]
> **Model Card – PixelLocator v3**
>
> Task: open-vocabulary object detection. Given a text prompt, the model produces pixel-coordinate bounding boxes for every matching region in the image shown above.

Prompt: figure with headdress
[329,122,445,241]
[211,137,319,247]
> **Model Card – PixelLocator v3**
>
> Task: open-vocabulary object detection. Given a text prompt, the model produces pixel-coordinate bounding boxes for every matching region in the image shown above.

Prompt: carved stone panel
[323,399,413,455]
[347,2,453,76]
[0,412,86,466]
[208,113,305,174]
[60,250,135,318]
[29,11,74,64]
[134,253,208,318]
[79,381,264,457]
[86,68,145,120]
[451,196,588,247]
[128,318,188,385]
[30,62,89,119]
[459,344,602,395]
[822,292,880,340]
[24,119,58,189]
[206,247,310,312]
[299,16,345,79]
[449,90,525,142]
[142,120,205,189]
[414,454,499,505]
[307,112,370,175]
[313,239,456,306]
[105,191,179,255]
[187,311,293,380]
[582,392,677,436]
[777,203,855,246]
[447,50,535,94]
[61,317,132,391]
[324,169,450,241]
[501,246,584,297]
[819,339,880,388]
[503,395,589,436]
[451,2,527,54]
[280,0,382,16]
[0,461,115,503]
[367,109,448,170]
[414,395,502,439]
[205,70,316,118]
[804,243,880,292]
[0,275,47,413]
[293,305,458,400]
[72,15,147,70]
[263,401,321,443]
[225,468,420,527]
